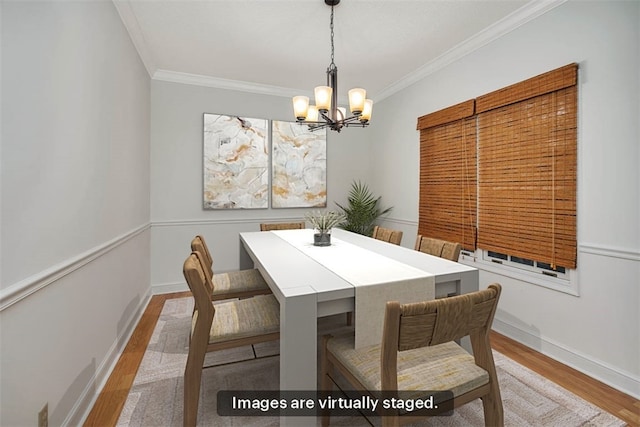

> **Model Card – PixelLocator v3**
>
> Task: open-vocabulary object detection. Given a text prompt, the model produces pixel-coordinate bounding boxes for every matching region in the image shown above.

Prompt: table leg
[280,290,317,427]
[239,241,254,270]
[458,269,479,295]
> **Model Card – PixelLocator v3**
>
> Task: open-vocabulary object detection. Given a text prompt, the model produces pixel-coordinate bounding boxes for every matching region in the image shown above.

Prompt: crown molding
[152,70,355,105]
[152,70,302,98]
[112,0,157,77]
[372,0,568,101]
[115,0,567,101]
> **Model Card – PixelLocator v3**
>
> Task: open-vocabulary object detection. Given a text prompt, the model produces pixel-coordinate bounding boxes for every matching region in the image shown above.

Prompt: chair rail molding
[0,222,151,311]
[151,217,306,228]
[377,217,418,227]
[579,243,640,262]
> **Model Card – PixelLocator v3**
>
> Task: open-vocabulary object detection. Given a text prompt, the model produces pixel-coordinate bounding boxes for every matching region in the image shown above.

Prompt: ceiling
[114,0,553,102]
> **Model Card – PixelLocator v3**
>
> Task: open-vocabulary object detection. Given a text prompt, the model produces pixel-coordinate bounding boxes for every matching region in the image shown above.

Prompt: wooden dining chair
[191,235,271,300]
[414,235,462,261]
[183,251,280,427]
[259,221,306,231]
[372,225,403,246]
[320,283,503,427]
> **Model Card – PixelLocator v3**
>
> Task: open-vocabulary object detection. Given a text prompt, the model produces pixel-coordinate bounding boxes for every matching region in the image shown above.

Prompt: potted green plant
[335,180,392,236]
[305,210,345,246]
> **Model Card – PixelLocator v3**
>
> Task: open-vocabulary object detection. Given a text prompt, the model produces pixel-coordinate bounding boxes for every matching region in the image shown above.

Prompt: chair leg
[381,413,400,427]
[481,387,504,427]
[184,343,207,427]
[320,335,333,427]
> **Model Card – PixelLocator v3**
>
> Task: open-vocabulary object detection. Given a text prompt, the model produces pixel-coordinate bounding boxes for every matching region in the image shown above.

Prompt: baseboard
[493,317,640,399]
[72,288,152,426]
[152,280,189,295]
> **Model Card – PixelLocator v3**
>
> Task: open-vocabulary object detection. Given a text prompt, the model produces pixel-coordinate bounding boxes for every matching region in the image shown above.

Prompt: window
[417,64,578,290]
[470,247,575,294]
[486,250,567,276]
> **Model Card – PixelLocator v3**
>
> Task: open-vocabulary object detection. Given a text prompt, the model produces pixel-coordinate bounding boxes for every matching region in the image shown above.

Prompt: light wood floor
[83,292,639,427]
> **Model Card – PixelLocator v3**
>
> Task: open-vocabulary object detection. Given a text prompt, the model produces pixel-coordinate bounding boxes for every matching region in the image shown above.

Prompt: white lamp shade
[314,86,332,112]
[293,96,309,120]
[348,88,366,114]
[305,105,319,122]
[360,99,373,122]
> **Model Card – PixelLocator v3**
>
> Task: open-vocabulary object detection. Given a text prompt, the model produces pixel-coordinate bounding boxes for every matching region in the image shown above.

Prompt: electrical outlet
[38,403,48,427]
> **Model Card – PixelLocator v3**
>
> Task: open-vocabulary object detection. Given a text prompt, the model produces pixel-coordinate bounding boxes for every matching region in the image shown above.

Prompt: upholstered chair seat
[211,269,269,297]
[191,235,271,300]
[326,335,489,398]
[193,294,280,344]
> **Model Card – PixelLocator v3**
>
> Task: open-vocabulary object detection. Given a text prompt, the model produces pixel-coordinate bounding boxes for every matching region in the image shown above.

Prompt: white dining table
[239,228,478,426]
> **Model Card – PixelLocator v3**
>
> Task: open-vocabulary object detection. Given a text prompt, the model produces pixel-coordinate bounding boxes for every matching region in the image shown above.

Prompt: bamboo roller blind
[418,101,477,250]
[417,99,475,130]
[417,64,578,269]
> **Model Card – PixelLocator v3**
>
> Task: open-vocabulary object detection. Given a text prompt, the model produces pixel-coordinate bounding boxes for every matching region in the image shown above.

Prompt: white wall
[150,80,373,292]
[0,1,151,425]
[371,0,639,397]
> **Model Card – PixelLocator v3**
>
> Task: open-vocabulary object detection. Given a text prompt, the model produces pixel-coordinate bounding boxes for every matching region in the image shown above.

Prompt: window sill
[459,252,579,296]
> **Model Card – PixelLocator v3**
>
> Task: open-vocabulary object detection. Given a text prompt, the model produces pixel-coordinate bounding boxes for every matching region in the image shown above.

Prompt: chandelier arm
[319,110,335,124]
[343,122,370,128]
[297,112,366,126]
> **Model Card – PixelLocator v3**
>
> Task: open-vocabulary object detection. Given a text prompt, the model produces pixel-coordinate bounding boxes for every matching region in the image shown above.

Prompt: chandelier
[292,0,373,132]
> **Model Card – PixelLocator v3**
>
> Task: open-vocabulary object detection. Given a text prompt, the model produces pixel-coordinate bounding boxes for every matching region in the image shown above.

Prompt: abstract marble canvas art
[271,121,327,208]
[203,114,268,209]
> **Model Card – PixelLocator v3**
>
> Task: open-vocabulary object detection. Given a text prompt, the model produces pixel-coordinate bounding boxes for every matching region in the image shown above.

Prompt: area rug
[116,297,625,426]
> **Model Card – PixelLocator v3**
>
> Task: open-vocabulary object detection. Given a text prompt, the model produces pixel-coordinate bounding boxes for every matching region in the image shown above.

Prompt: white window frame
[459,249,579,296]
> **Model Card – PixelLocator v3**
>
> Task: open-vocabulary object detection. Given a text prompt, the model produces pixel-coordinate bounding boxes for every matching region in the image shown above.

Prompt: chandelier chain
[330,4,335,67]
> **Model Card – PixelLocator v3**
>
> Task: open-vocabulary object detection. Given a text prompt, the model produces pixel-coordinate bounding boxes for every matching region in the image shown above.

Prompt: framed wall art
[271,120,327,208]
[203,113,268,209]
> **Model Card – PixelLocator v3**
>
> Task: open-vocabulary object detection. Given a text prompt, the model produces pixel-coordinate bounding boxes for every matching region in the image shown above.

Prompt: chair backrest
[372,225,403,245]
[414,235,461,261]
[183,252,215,329]
[191,236,214,278]
[381,283,501,389]
[396,283,501,349]
[260,222,305,231]
[414,235,445,256]
[441,241,462,261]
